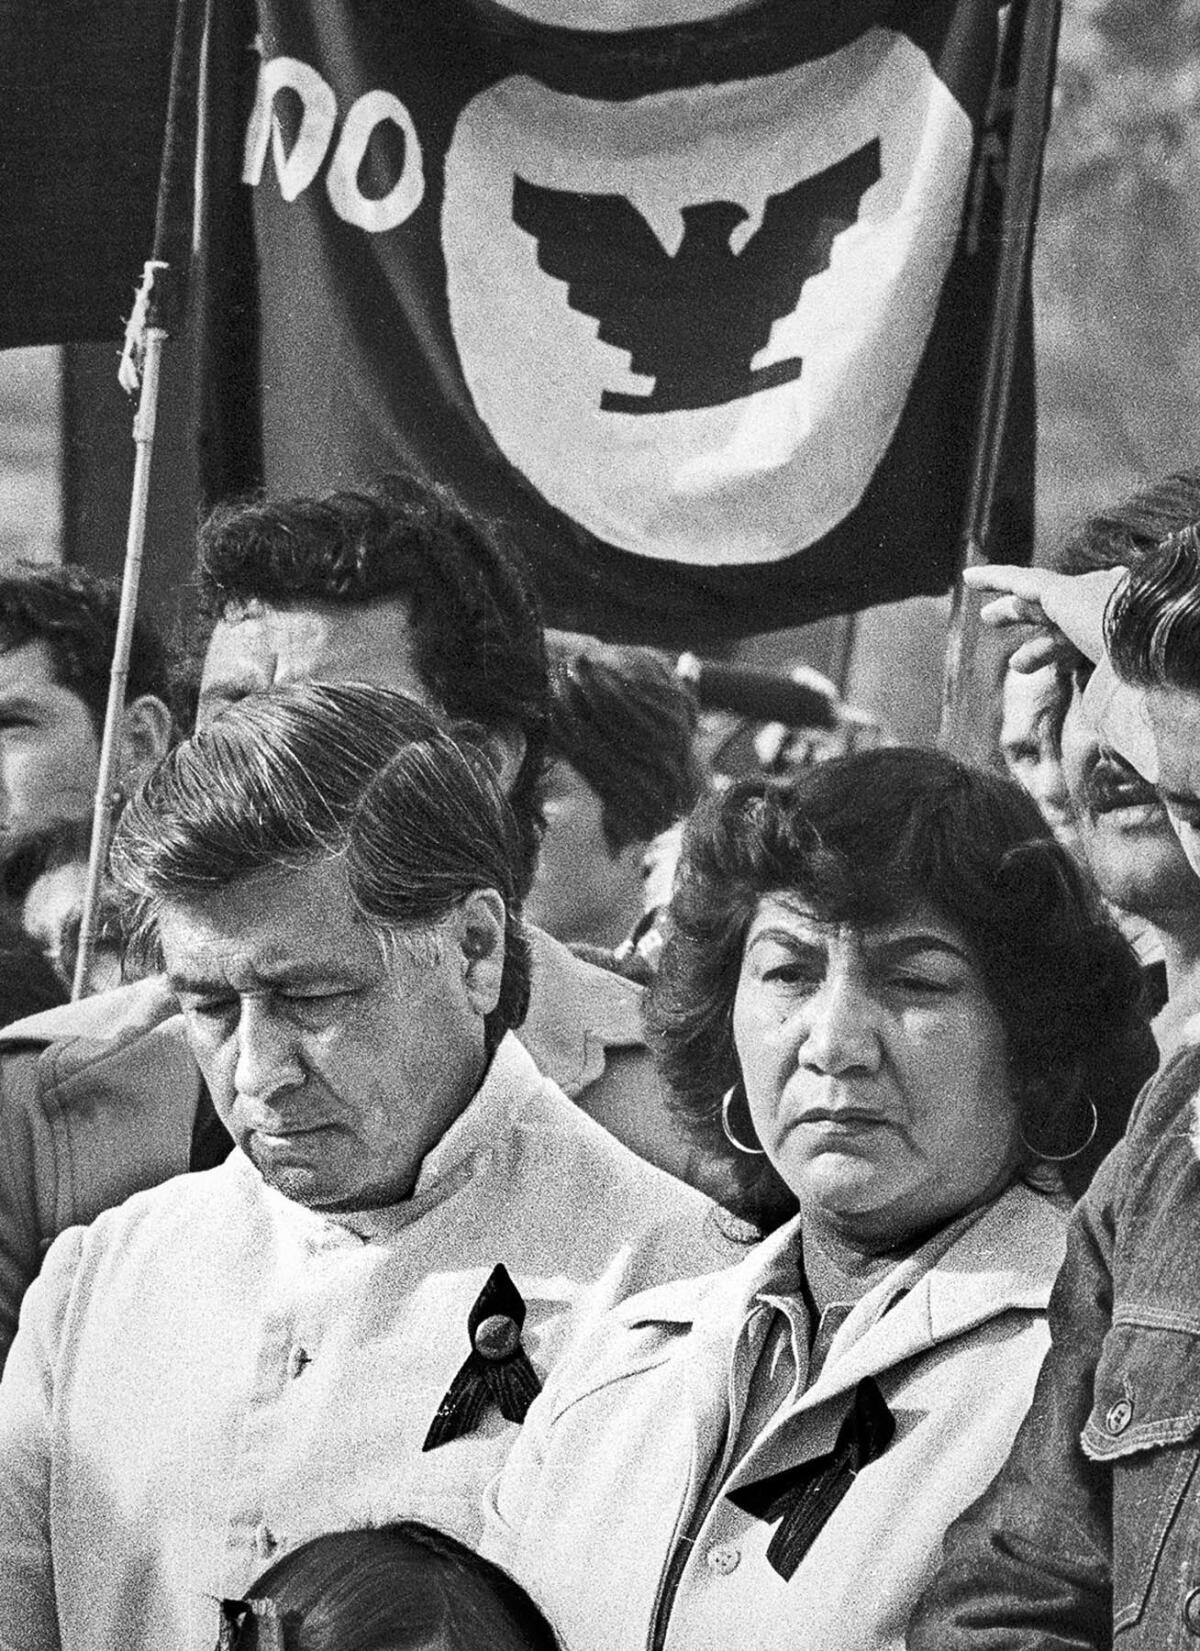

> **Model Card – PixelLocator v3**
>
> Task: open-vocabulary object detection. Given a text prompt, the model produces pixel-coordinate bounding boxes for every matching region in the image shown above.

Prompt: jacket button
[1105,1398,1133,1435]
[474,1313,521,1361]
[705,1543,741,1576]
[1184,1587,1200,1636]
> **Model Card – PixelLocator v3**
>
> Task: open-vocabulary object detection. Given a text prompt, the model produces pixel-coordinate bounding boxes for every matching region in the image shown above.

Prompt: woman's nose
[798,974,883,1075]
[233,1001,305,1107]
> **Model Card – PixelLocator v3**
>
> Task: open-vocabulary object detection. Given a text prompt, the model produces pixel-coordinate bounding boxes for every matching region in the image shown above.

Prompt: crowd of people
[0,466,1198,1649]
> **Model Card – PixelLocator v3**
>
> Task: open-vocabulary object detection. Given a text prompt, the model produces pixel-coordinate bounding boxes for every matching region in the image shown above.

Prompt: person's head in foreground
[1052,470,1200,928]
[217,1523,560,1651]
[0,560,173,896]
[527,644,705,951]
[1108,519,1200,882]
[192,475,550,889]
[110,682,530,1211]
[649,745,1151,1231]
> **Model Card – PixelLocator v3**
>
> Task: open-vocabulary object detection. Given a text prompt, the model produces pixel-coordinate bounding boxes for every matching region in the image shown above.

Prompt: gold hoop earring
[1020,1097,1099,1164]
[721,1082,765,1157]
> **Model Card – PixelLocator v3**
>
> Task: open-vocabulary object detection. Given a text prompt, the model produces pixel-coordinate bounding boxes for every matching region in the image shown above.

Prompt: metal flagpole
[937,0,1063,753]
[71,0,207,999]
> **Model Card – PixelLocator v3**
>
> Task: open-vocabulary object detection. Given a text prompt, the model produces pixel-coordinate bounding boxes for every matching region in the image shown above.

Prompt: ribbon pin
[422,1263,542,1451]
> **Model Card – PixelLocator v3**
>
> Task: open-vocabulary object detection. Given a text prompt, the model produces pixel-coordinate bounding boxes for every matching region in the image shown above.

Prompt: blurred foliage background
[1037,0,1200,551]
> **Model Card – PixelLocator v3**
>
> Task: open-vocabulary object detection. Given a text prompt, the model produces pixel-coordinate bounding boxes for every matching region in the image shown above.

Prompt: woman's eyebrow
[744,927,823,956]
[872,934,971,965]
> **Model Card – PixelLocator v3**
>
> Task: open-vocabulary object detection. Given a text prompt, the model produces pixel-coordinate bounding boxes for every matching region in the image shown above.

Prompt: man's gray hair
[110,682,531,1044]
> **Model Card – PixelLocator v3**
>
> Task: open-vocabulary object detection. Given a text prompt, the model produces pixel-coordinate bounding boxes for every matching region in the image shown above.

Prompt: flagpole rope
[72,321,166,1000]
[71,0,206,998]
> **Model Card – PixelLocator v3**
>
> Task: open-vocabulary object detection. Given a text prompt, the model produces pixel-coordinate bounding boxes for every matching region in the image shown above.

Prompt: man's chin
[244,1137,333,1204]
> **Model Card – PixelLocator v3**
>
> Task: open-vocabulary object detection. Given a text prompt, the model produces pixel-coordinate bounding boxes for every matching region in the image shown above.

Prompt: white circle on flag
[442,30,972,566]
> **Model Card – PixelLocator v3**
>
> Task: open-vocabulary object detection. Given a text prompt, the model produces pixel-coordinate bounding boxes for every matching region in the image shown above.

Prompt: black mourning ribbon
[727,1376,895,1580]
[422,1263,542,1451]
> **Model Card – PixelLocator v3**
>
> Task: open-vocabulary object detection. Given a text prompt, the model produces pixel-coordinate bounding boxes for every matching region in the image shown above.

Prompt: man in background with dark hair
[0,683,729,1651]
[528,644,705,960]
[0,562,173,956]
[0,479,711,1369]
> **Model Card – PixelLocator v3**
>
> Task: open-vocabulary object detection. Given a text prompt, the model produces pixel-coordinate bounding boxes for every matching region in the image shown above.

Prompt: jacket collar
[612,1181,1066,1399]
[0,971,179,1051]
[802,1182,1066,1405]
[519,925,646,1096]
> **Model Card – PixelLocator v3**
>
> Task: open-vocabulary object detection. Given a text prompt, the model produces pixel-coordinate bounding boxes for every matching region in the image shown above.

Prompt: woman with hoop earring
[484,747,1154,1651]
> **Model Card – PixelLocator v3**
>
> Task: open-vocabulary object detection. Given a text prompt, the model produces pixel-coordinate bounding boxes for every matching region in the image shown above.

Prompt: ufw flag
[0,0,1040,648]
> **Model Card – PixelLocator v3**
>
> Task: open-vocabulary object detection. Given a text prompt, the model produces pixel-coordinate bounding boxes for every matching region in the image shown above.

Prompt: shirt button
[255,1523,277,1559]
[287,1345,311,1379]
[473,1313,521,1361]
[1106,1398,1133,1435]
[705,1543,741,1576]
[1184,1587,1200,1636]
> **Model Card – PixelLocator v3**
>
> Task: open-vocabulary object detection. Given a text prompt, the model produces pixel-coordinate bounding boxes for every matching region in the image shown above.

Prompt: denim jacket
[909,1042,1200,1650]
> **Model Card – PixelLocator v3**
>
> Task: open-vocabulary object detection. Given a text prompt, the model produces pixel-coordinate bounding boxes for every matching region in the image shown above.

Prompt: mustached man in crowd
[910,523,1200,1649]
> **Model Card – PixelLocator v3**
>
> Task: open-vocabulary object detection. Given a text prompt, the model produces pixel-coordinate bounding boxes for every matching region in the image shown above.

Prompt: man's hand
[963,564,1126,672]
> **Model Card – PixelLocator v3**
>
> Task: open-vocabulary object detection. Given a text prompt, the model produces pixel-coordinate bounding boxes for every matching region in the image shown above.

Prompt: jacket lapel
[609,1221,806,1499]
[723,1184,1065,1496]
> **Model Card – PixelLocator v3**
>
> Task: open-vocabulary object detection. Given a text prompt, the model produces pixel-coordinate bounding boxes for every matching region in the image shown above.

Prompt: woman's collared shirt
[483,1182,1067,1651]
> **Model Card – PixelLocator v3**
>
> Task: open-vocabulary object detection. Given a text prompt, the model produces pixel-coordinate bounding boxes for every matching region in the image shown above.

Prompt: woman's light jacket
[484,1180,1067,1651]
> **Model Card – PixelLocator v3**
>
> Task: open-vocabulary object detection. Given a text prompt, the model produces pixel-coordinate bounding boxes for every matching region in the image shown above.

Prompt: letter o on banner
[326,90,425,233]
[242,56,337,203]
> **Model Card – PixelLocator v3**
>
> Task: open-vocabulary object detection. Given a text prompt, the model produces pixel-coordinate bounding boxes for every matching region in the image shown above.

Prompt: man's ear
[117,695,173,788]
[456,887,507,1019]
[484,726,527,796]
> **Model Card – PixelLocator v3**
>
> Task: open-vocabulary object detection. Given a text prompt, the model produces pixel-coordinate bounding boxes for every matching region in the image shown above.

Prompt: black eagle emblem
[512,139,881,415]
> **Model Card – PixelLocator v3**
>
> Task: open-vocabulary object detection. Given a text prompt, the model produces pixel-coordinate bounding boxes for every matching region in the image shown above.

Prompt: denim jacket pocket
[1081,1322,1200,1636]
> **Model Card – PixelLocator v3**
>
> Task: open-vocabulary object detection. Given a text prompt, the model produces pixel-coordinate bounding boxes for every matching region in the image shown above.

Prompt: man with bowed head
[0,683,731,1651]
[0,477,713,1368]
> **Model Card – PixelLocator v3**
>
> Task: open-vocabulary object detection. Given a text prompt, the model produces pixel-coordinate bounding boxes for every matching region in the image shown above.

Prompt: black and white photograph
[0,2,1196,1647]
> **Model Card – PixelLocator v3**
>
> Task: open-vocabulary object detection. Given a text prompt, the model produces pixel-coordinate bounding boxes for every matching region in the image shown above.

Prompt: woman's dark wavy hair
[647,746,1152,1228]
[222,1521,560,1650]
[111,683,531,1053]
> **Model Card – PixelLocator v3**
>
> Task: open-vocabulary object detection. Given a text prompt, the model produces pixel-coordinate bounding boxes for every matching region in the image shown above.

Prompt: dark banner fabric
[246,0,1032,645]
[0,1,177,348]
[0,0,1034,644]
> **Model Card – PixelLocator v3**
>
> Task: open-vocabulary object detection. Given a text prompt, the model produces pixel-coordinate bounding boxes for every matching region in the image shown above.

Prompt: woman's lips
[798,1109,890,1130]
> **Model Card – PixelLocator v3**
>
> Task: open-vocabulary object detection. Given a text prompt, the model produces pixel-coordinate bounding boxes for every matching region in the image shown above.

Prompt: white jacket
[484,1182,1067,1651]
[0,1034,736,1651]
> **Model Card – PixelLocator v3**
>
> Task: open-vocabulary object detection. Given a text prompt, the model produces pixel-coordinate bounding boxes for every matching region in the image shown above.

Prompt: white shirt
[0,1034,734,1651]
